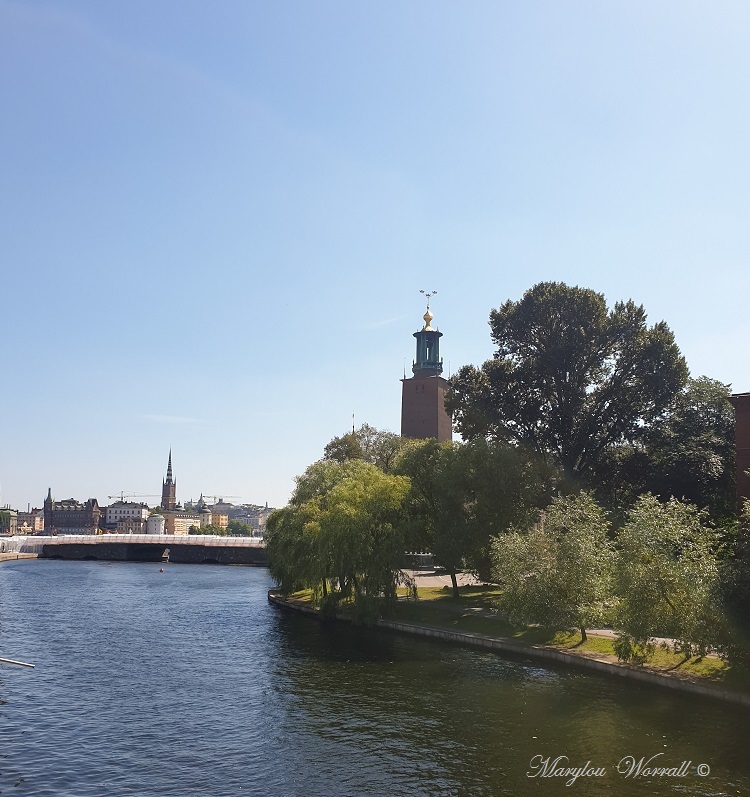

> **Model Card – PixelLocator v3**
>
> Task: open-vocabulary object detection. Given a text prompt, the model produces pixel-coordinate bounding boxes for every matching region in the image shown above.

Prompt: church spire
[161,449,177,510]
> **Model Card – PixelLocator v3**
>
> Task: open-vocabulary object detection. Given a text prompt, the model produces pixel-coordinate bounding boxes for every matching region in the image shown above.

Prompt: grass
[281,583,750,694]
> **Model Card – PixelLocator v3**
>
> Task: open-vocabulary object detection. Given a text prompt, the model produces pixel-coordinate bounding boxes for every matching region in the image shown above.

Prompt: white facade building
[106,502,149,529]
[146,514,166,535]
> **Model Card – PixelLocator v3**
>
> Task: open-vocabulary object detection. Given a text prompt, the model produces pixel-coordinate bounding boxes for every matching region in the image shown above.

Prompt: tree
[446,282,688,483]
[490,493,614,640]
[265,459,412,621]
[592,377,736,521]
[613,494,727,663]
[719,501,750,662]
[395,438,555,596]
[323,423,407,473]
[643,377,736,519]
[227,520,255,536]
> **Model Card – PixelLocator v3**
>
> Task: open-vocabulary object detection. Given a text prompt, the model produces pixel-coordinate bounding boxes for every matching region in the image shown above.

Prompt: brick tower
[161,449,177,510]
[400,295,452,442]
[729,393,750,507]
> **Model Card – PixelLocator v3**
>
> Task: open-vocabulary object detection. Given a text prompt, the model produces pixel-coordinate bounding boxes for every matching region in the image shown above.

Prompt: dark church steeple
[161,448,177,510]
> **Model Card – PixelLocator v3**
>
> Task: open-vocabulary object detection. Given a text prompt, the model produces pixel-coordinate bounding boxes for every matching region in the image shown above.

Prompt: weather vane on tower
[419,289,437,310]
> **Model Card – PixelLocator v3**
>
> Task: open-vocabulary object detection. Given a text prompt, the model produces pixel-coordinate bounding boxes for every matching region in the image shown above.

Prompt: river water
[0,559,748,796]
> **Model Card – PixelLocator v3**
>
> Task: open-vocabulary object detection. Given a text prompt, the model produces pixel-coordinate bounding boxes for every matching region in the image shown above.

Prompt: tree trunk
[322,578,328,597]
[450,571,460,600]
[581,626,587,642]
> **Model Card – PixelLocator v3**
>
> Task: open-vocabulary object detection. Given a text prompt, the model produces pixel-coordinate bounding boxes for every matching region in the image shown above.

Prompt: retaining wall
[268,592,750,709]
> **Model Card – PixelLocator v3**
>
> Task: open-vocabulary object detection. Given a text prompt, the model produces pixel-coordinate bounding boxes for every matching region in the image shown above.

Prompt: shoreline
[0,553,38,563]
[268,590,750,710]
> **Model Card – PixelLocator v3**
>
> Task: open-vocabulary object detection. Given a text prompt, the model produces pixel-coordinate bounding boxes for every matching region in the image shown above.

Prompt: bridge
[1,534,267,566]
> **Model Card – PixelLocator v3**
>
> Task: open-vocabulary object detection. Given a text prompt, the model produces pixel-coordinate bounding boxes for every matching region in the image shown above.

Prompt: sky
[3,0,750,512]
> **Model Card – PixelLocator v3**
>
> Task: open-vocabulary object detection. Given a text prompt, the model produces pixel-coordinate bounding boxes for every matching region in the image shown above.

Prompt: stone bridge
[8,534,267,566]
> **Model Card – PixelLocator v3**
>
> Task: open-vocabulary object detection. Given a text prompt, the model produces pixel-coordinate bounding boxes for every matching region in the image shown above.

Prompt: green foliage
[323,423,407,473]
[446,282,687,481]
[395,438,555,592]
[717,502,750,663]
[265,459,412,619]
[614,494,727,661]
[227,519,255,536]
[490,493,614,638]
[593,377,736,521]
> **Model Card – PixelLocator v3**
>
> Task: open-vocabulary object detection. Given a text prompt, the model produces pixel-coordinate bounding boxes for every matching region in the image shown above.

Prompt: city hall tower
[400,294,452,442]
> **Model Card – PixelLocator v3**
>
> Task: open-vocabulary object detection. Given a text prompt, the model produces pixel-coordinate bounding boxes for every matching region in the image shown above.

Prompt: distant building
[211,499,234,516]
[729,392,750,506]
[161,449,177,510]
[400,297,452,443]
[156,451,202,534]
[17,508,44,533]
[162,510,201,535]
[105,501,149,531]
[0,507,18,535]
[43,489,101,535]
[146,513,166,535]
[115,516,146,534]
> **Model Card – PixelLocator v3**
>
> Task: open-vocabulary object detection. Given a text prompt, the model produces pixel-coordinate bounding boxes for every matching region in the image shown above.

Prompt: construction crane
[199,495,242,505]
[107,492,161,503]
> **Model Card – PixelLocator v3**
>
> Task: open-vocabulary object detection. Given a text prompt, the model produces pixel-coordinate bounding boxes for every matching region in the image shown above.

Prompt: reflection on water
[0,559,747,796]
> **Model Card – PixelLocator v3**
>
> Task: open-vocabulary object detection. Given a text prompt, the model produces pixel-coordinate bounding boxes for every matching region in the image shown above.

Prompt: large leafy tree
[490,492,614,641]
[395,438,554,596]
[592,377,736,520]
[446,282,688,482]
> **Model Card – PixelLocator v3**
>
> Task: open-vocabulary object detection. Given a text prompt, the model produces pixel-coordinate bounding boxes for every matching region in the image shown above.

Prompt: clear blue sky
[3,1,750,511]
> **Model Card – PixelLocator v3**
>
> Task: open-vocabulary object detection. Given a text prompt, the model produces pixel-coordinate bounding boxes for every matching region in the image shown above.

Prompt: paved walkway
[404,569,480,588]
[403,570,705,654]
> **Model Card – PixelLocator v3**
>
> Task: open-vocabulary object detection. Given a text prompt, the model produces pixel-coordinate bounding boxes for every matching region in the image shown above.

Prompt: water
[0,560,748,796]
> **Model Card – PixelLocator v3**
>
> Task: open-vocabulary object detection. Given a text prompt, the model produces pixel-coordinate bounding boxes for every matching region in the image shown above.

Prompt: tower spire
[400,290,452,443]
[161,448,177,510]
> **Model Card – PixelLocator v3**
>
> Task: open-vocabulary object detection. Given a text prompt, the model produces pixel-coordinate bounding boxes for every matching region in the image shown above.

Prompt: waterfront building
[729,392,750,505]
[0,507,18,535]
[43,489,101,535]
[401,296,452,442]
[162,510,201,535]
[115,516,146,534]
[146,513,165,535]
[105,501,149,531]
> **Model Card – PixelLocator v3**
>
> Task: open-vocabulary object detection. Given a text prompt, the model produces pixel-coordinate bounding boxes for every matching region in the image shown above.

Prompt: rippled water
[0,559,748,796]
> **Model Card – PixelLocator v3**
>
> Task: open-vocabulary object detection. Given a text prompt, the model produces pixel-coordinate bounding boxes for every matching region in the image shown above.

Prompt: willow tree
[614,494,727,663]
[265,459,411,621]
[490,492,614,640]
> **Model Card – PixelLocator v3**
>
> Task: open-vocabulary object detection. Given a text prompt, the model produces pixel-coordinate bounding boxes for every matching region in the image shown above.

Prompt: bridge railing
[3,534,265,552]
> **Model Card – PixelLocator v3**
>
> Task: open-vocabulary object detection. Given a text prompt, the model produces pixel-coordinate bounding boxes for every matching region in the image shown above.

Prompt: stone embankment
[0,553,38,563]
[268,591,750,710]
